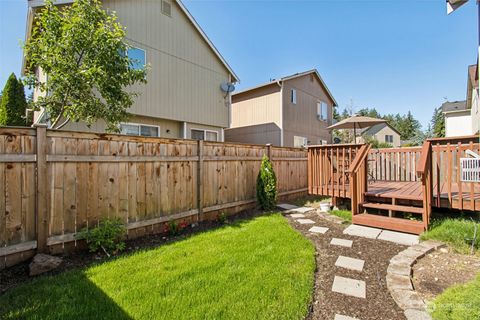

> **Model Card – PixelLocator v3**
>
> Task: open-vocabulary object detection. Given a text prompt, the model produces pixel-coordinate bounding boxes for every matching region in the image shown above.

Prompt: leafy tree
[0,73,27,126]
[256,155,277,210]
[430,107,445,138]
[23,0,147,131]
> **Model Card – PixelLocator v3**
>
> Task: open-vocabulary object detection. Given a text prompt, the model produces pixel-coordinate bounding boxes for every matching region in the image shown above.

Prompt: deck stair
[360,202,423,215]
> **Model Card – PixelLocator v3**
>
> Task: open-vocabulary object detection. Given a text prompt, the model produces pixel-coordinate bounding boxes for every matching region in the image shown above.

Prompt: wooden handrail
[417,141,432,176]
[348,144,370,173]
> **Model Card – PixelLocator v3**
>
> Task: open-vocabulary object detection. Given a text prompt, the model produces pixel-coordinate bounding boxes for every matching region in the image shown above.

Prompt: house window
[191,129,218,141]
[120,123,159,137]
[291,89,297,104]
[294,136,308,148]
[385,135,394,143]
[127,47,146,70]
[317,101,328,121]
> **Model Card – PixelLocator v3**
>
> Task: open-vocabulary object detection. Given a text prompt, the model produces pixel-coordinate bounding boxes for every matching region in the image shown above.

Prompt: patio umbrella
[327,115,387,142]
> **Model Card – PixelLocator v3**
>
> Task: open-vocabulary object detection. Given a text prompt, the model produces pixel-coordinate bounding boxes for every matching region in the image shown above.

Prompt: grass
[420,214,480,255]
[429,273,480,320]
[330,210,352,223]
[0,213,315,320]
[292,195,331,209]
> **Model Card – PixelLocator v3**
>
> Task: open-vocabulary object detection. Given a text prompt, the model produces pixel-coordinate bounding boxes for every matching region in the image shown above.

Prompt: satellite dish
[220,82,235,93]
[333,137,341,144]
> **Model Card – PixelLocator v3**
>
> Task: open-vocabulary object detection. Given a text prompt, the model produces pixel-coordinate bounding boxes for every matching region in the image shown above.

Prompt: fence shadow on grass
[0,270,133,320]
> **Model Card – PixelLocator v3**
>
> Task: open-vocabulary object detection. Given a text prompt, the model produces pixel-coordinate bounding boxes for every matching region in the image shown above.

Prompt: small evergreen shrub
[256,154,277,210]
[217,212,228,224]
[78,218,126,256]
[0,73,27,126]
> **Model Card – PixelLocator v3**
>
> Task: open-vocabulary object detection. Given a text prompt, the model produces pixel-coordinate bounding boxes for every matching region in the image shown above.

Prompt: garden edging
[386,240,446,320]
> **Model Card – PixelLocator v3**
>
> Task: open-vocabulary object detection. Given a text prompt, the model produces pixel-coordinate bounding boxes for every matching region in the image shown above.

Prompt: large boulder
[29,253,62,276]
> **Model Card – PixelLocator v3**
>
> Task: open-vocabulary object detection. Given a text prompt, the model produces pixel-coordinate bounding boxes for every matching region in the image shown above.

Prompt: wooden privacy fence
[0,126,308,269]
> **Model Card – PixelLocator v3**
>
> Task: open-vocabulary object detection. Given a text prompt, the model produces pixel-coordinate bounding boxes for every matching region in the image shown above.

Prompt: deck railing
[348,144,371,215]
[417,141,433,229]
[430,138,480,210]
[307,144,362,200]
[368,147,422,182]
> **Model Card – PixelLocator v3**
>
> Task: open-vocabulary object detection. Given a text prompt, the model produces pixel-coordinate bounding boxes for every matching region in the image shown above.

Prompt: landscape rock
[404,309,432,320]
[29,253,63,276]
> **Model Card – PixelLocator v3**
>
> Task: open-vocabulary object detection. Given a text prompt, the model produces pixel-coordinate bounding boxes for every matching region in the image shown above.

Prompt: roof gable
[233,69,337,106]
[25,0,239,82]
[362,123,401,136]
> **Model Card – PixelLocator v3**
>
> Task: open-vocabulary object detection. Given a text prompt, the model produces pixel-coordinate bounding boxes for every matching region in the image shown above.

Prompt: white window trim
[190,128,219,142]
[294,135,308,148]
[119,122,160,137]
[317,101,328,122]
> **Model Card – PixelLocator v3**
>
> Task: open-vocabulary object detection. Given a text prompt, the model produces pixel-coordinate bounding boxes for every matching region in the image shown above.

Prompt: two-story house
[443,64,480,137]
[224,69,337,147]
[25,0,239,141]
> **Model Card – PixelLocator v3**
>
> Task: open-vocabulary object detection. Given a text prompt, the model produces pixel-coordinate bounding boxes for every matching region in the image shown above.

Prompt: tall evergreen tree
[430,107,445,138]
[0,73,27,126]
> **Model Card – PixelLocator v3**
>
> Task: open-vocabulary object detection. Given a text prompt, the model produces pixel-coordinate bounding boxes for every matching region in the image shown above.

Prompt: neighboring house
[443,64,480,137]
[467,64,480,135]
[25,0,239,142]
[442,100,472,137]
[224,69,337,148]
[357,123,401,147]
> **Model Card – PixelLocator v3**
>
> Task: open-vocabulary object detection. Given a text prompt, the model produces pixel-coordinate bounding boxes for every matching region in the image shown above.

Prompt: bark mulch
[286,210,407,320]
[412,246,480,302]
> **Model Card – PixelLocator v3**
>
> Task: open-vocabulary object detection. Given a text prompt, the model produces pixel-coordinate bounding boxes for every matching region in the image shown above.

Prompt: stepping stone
[296,219,315,225]
[290,206,315,214]
[277,203,298,210]
[335,315,360,320]
[332,276,366,298]
[378,230,419,246]
[343,225,381,239]
[289,213,306,218]
[335,256,365,272]
[330,238,353,248]
[308,226,329,234]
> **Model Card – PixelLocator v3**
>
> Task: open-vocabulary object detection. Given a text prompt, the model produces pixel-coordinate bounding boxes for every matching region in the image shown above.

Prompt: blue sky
[0,0,477,129]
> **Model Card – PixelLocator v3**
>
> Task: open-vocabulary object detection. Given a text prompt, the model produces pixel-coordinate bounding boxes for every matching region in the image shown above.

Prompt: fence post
[266,144,272,160]
[34,124,48,253]
[197,140,204,222]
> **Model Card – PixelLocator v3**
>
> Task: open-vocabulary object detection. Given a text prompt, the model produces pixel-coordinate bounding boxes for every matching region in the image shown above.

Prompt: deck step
[352,213,425,235]
[361,202,424,214]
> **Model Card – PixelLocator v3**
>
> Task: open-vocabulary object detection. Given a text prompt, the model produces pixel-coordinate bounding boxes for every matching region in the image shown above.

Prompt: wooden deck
[314,180,480,211]
[308,137,480,234]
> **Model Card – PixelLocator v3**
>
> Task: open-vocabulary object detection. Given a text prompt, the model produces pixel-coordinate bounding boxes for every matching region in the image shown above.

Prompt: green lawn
[330,209,352,223]
[0,213,315,320]
[429,273,480,320]
[420,216,480,255]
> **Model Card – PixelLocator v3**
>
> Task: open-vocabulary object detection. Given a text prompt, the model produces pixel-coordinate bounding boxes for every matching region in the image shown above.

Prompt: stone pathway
[344,225,419,246]
[278,203,408,319]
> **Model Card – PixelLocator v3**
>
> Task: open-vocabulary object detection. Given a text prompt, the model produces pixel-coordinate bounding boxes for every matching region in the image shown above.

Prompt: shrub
[78,218,126,256]
[163,220,189,236]
[217,212,228,224]
[364,136,393,149]
[256,154,277,210]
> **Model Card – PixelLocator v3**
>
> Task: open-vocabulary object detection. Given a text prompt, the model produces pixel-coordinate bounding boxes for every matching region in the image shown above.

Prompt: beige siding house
[225,70,337,147]
[357,123,401,147]
[26,0,238,141]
